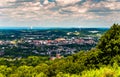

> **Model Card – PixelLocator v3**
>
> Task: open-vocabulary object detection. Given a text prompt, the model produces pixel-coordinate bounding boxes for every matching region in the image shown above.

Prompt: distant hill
[0,27,109,30]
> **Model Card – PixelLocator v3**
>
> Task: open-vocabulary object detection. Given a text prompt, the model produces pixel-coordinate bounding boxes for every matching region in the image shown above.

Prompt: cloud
[0,0,120,27]
[0,0,16,7]
[56,0,80,6]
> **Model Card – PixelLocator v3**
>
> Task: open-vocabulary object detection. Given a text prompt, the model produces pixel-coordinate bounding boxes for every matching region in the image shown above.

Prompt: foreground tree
[97,24,120,55]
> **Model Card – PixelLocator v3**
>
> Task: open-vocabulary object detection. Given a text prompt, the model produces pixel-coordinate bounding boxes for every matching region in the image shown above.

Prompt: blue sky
[0,0,120,28]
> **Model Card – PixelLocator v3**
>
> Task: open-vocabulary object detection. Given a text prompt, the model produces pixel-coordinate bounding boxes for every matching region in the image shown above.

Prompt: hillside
[0,24,120,77]
[47,24,120,76]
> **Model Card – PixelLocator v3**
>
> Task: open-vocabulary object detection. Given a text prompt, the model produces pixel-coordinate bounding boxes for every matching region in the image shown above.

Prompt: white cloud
[0,0,16,6]
[0,0,120,27]
[56,0,80,6]
[89,1,120,11]
[104,2,120,10]
[43,0,49,5]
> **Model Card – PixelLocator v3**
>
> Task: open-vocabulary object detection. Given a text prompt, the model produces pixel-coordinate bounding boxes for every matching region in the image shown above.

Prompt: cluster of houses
[0,37,97,57]
[0,51,4,56]
[24,37,97,46]
[0,40,17,45]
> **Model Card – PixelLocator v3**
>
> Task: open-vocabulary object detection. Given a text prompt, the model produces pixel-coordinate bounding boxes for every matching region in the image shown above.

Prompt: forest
[0,24,120,77]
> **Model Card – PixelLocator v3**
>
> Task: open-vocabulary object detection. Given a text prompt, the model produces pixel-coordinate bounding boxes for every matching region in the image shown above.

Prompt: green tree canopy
[97,24,120,57]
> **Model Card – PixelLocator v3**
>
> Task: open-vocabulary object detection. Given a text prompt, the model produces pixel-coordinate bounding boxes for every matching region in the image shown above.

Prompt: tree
[97,24,120,57]
[0,65,12,76]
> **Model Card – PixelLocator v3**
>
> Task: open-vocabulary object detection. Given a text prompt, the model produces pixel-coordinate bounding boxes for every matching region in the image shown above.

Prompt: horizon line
[0,26,110,29]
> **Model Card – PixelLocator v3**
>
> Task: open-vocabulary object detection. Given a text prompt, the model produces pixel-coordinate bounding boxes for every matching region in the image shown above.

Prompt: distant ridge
[0,27,109,30]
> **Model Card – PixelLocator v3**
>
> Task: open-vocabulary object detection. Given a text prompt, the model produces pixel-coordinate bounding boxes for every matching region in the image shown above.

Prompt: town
[0,28,108,58]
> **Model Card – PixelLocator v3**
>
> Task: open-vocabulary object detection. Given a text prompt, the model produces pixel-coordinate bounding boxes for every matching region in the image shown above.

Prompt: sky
[0,0,120,28]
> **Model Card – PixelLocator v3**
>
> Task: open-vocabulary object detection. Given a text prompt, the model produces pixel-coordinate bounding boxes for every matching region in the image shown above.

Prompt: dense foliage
[0,24,120,77]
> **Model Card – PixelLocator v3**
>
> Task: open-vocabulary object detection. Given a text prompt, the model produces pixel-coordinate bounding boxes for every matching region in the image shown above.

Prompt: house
[50,57,56,60]
[56,54,61,59]
[55,38,66,41]
[50,54,62,60]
